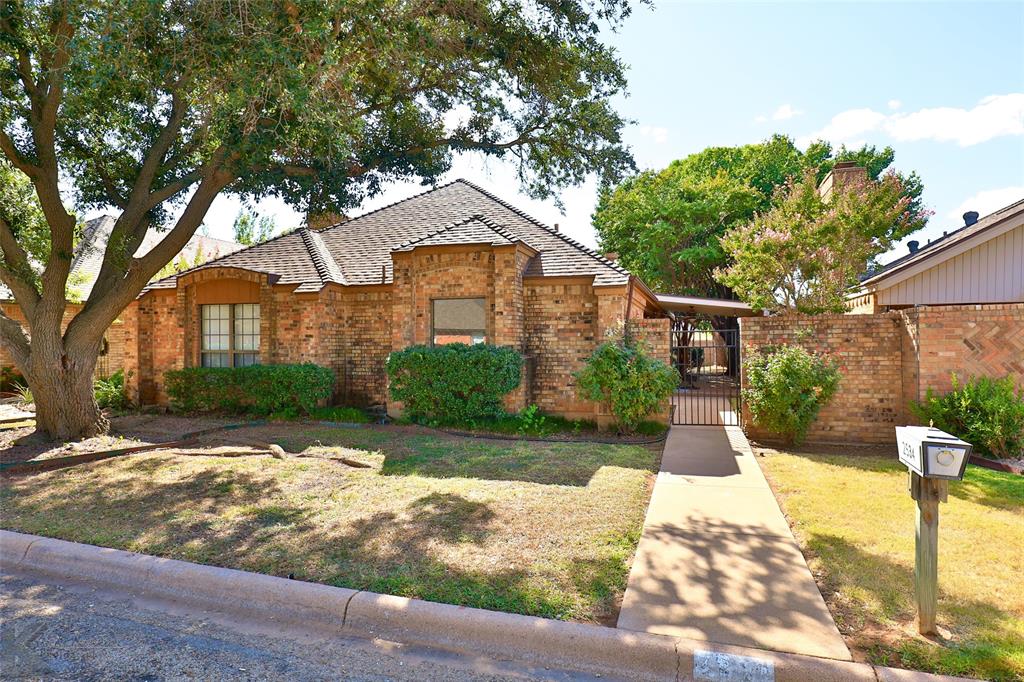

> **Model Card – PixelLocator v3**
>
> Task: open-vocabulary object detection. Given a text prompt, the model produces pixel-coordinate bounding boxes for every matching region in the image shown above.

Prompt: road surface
[0,572,600,681]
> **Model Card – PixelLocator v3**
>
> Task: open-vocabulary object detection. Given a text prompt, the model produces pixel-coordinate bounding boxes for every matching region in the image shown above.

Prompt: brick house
[123,180,670,423]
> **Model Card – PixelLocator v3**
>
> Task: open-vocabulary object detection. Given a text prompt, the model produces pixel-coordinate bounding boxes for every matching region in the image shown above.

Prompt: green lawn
[0,423,659,624]
[758,449,1023,681]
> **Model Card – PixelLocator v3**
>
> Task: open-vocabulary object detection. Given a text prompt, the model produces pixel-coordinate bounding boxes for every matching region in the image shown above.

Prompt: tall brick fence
[739,303,1024,445]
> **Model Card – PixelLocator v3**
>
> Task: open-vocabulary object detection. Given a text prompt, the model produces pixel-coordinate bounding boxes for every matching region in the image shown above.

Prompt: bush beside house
[386,344,522,423]
[743,345,840,445]
[912,374,1024,459]
[165,364,334,417]
[576,337,678,432]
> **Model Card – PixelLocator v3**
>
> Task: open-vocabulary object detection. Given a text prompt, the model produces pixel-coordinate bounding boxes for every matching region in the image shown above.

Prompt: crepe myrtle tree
[0,0,638,440]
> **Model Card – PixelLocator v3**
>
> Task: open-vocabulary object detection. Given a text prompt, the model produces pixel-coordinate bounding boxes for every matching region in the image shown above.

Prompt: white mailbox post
[895,426,972,635]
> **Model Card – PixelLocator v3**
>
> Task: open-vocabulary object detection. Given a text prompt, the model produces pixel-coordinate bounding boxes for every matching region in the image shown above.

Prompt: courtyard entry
[670,319,741,426]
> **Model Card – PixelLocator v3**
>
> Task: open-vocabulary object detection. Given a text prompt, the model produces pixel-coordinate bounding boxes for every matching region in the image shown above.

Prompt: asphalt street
[0,572,604,682]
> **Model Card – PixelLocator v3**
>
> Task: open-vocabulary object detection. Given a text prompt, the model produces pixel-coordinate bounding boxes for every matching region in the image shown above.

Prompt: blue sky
[197,1,1024,264]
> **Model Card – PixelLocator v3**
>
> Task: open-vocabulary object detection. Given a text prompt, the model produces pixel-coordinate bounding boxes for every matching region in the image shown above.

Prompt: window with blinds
[432,298,486,345]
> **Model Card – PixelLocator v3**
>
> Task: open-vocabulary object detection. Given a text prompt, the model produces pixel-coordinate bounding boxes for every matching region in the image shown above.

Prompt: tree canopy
[715,169,926,314]
[232,209,278,246]
[0,0,638,439]
[592,135,926,298]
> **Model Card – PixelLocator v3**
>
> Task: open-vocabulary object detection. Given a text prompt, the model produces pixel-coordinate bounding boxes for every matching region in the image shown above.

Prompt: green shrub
[95,370,129,410]
[576,339,678,432]
[911,374,1024,459]
[164,363,334,416]
[386,344,521,422]
[743,345,840,444]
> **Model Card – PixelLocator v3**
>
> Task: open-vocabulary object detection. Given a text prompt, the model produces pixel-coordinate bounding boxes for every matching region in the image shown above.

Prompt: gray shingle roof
[149,179,631,292]
[392,214,529,251]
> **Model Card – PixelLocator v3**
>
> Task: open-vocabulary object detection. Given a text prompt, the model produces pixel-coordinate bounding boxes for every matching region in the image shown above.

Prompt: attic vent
[963,211,979,227]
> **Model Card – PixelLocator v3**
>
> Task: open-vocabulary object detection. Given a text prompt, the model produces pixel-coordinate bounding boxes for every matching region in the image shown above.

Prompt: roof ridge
[472,214,539,252]
[299,225,347,286]
[319,178,468,235]
[452,179,632,279]
[391,213,489,250]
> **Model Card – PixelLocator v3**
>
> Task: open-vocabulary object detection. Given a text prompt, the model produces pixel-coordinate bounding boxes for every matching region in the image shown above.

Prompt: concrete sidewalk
[617,426,851,661]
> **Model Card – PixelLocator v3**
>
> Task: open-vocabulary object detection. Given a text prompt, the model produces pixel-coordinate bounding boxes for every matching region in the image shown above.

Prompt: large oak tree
[1,0,637,440]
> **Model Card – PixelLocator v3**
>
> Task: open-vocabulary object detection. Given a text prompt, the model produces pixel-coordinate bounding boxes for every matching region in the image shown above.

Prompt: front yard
[0,418,659,625]
[757,446,1023,681]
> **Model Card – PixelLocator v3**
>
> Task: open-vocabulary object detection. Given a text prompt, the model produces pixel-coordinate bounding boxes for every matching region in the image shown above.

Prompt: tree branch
[0,215,40,318]
[0,130,41,178]
[66,169,235,350]
[127,90,189,206]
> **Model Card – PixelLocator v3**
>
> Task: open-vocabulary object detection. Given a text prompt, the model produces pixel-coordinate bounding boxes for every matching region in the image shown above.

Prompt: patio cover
[654,294,758,317]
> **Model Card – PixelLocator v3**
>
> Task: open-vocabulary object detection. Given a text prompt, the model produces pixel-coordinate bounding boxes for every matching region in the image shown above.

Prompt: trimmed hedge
[165,363,334,416]
[386,343,522,422]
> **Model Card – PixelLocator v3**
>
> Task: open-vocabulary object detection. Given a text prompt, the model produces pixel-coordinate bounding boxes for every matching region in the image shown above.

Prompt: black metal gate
[670,320,741,426]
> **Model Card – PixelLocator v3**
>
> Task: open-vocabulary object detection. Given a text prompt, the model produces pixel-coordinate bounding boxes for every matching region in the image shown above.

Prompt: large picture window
[432,298,486,345]
[201,303,260,367]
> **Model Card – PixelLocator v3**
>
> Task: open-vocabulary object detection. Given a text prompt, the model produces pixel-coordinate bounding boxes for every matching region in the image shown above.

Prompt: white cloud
[771,104,803,120]
[798,108,886,147]
[887,99,902,110]
[754,104,802,123]
[637,125,669,144]
[799,93,1024,148]
[948,185,1024,223]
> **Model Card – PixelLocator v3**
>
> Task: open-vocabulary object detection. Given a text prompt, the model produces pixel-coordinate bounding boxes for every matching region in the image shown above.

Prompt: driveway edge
[0,530,964,681]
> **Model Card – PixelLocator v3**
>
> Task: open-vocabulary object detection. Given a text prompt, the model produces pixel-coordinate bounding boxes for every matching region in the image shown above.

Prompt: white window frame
[201,303,260,367]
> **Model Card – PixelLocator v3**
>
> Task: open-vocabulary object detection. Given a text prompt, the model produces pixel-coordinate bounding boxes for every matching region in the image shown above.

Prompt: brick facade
[122,248,668,425]
[740,303,1024,444]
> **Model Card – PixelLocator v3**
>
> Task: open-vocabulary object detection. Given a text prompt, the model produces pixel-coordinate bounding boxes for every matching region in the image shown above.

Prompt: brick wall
[740,313,904,444]
[122,257,668,425]
[739,303,1024,445]
[523,278,601,420]
[904,303,1024,400]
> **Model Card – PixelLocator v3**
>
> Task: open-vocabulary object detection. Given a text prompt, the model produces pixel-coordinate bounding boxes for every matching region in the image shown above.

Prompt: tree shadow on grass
[804,532,1022,681]
[267,424,660,487]
[2,452,638,623]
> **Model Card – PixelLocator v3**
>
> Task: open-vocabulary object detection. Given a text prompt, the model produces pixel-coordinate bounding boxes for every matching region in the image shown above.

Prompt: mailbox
[896,426,972,481]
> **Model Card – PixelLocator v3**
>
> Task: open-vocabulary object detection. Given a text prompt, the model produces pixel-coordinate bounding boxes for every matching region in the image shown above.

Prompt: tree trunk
[25,337,107,441]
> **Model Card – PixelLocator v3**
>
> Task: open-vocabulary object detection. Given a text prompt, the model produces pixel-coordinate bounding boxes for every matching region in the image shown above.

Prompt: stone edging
[0,530,965,682]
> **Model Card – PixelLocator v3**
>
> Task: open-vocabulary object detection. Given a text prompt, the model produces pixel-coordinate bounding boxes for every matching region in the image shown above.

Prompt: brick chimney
[818,161,869,202]
[306,211,347,231]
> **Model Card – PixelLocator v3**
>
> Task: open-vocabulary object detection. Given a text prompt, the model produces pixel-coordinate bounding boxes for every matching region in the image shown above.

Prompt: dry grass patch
[1,423,658,624]
[757,447,1023,681]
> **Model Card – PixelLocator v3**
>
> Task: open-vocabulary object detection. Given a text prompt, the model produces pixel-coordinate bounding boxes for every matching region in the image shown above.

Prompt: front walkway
[617,425,851,660]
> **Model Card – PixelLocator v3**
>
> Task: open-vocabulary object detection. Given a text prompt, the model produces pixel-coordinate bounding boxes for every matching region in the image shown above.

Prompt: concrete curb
[0,531,968,682]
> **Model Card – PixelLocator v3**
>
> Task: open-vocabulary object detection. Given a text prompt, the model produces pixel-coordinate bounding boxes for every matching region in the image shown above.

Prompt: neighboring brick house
[123,180,669,423]
[0,215,242,378]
